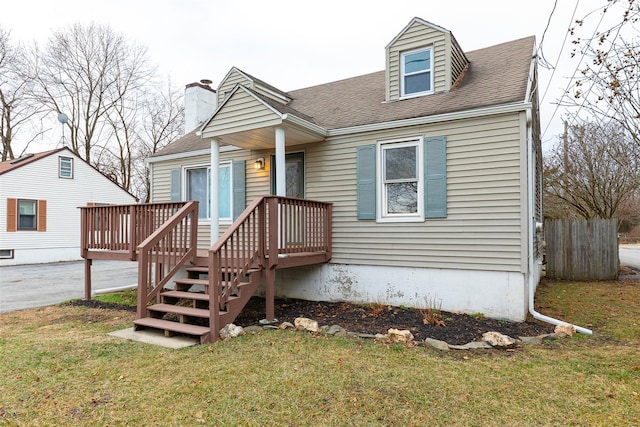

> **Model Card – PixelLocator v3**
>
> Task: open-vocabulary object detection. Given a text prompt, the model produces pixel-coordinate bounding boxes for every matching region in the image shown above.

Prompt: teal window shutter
[425,136,447,218]
[170,168,181,202]
[357,145,376,220]
[232,160,246,219]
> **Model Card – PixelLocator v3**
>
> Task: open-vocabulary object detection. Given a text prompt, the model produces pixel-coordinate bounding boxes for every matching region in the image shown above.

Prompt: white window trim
[183,161,233,225]
[376,137,424,223]
[400,46,434,99]
[59,156,73,179]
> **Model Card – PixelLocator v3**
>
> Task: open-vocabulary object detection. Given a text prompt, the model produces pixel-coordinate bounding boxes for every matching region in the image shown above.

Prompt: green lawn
[0,278,638,426]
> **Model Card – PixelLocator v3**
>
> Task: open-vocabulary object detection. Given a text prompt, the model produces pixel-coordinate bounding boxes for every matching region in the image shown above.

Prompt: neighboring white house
[0,147,137,265]
[147,17,544,322]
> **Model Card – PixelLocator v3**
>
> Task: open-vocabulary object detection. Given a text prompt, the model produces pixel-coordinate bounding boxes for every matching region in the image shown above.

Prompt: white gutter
[525,107,592,335]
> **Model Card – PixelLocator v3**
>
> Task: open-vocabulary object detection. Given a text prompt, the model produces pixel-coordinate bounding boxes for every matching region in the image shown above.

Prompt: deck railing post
[267,197,279,269]
[129,205,137,261]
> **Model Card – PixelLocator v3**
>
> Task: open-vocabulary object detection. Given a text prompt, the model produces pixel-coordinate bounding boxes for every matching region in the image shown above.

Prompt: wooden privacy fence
[545,218,618,280]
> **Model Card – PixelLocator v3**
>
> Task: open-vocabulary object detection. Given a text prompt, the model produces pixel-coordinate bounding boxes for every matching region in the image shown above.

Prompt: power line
[540,0,580,105]
[541,2,608,141]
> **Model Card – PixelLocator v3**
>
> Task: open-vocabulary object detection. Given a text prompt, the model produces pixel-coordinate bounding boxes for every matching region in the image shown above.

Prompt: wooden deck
[80,196,332,343]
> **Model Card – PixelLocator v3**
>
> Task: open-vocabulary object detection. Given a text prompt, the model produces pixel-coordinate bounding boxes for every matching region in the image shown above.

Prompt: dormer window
[401,46,433,98]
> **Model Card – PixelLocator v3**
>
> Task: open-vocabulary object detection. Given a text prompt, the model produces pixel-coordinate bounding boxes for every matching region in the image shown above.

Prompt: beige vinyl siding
[203,90,282,138]
[449,36,469,85]
[304,112,524,273]
[217,69,250,106]
[386,21,448,100]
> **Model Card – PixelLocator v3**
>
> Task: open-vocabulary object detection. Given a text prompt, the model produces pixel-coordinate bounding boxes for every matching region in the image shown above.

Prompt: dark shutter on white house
[232,160,246,219]
[170,168,181,202]
[424,136,447,218]
[356,145,376,220]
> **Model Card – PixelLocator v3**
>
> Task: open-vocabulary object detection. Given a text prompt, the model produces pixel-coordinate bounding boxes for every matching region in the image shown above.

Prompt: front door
[271,152,304,198]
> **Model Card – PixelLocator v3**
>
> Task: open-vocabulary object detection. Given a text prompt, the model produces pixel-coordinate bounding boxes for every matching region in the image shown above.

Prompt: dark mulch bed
[235,297,554,345]
[69,296,553,346]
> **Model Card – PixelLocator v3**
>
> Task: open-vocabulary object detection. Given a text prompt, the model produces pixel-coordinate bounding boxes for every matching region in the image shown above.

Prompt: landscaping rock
[375,333,390,342]
[482,331,517,349]
[554,323,576,337]
[244,325,264,334]
[518,336,543,345]
[259,318,279,325]
[279,321,295,330]
[424,337,449,351]
[325,325,346,336]
[219,323,244,339]
[294,317,319,333]
[387,328,414,343]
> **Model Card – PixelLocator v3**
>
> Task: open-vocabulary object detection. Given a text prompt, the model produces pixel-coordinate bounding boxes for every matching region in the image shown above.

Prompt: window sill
[376,216,425,224]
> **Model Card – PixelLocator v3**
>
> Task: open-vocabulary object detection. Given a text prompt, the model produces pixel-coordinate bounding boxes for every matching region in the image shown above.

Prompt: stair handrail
[208,196,266,340]
[136,201,199,319]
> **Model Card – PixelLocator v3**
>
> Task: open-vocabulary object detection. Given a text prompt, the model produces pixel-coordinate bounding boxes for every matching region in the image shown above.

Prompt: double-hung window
[185,162,232,222]
[401,46,433,97]
[17,199,37,230]
[378,138,423,220]
[357,136,447,222]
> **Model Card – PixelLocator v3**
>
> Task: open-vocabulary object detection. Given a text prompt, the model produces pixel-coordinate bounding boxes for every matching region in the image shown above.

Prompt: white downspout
[525,110,592,335]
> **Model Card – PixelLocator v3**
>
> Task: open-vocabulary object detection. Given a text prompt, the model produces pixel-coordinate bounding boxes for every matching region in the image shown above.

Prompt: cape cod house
[81,17,543,343]
[1,147,137,266]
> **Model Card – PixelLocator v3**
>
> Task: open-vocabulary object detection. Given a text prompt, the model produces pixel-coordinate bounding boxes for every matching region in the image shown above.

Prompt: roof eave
[328,101,532,137]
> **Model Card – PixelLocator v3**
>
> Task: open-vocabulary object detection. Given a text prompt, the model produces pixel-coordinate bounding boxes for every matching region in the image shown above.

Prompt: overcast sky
[2,0,629,152]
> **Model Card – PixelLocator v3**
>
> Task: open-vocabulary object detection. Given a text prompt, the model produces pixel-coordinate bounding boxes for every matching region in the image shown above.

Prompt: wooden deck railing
[80,202,190,260]
[208,196,332,339]
[135,201,199,319]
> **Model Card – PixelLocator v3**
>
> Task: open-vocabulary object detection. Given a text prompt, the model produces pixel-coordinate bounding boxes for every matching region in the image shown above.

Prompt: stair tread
[175,278,209,286]
[161,290,210,301]
[134,317,209,336]
[148,303,210,318]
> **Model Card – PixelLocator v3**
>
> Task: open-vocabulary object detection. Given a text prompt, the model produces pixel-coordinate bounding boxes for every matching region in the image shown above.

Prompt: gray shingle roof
[286,36,534,130]
[154,36,534,158]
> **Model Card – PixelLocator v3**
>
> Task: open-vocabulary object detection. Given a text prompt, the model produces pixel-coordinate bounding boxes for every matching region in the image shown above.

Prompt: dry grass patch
[535,277,640,344]
[0,279,639,426]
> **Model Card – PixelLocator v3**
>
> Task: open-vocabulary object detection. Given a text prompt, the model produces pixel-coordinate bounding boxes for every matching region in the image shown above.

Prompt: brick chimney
[184,81,216,133]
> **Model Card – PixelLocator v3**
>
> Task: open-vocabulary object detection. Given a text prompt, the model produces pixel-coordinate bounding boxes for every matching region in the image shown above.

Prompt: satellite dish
[200,79,213,85]
[58,113,68,124]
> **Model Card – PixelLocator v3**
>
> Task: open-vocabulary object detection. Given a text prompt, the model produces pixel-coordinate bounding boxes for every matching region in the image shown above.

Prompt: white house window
[59,157,73,178]
[378,138,423,221]
[17,199,37,230]
[401,46,433,97]
[185,163,232,222]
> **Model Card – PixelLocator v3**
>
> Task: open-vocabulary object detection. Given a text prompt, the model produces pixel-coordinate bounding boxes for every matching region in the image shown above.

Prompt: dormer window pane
[401,46,433,97]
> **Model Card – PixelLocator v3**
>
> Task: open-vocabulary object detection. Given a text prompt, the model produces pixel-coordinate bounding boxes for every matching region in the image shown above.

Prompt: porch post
[275,126,286,196]
[210,139,220,245]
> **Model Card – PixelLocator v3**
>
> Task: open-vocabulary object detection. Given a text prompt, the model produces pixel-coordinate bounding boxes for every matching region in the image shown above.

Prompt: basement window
[0,249,14,259]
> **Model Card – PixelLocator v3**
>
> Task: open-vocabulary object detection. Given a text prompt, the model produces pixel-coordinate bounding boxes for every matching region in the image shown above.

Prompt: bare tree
[0,27,47,160]
[562,1,640,148]
[544,121,640,220]
[27,22,154,164]
[134,80,184,202]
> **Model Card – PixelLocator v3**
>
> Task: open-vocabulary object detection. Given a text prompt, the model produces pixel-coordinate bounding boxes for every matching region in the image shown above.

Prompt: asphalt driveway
[620,244,640,271]
[0,260,138,313]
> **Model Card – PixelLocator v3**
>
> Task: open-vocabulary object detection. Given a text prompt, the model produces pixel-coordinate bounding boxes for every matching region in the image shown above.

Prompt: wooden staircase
[81,196,332,344]
[133,264,263,343]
